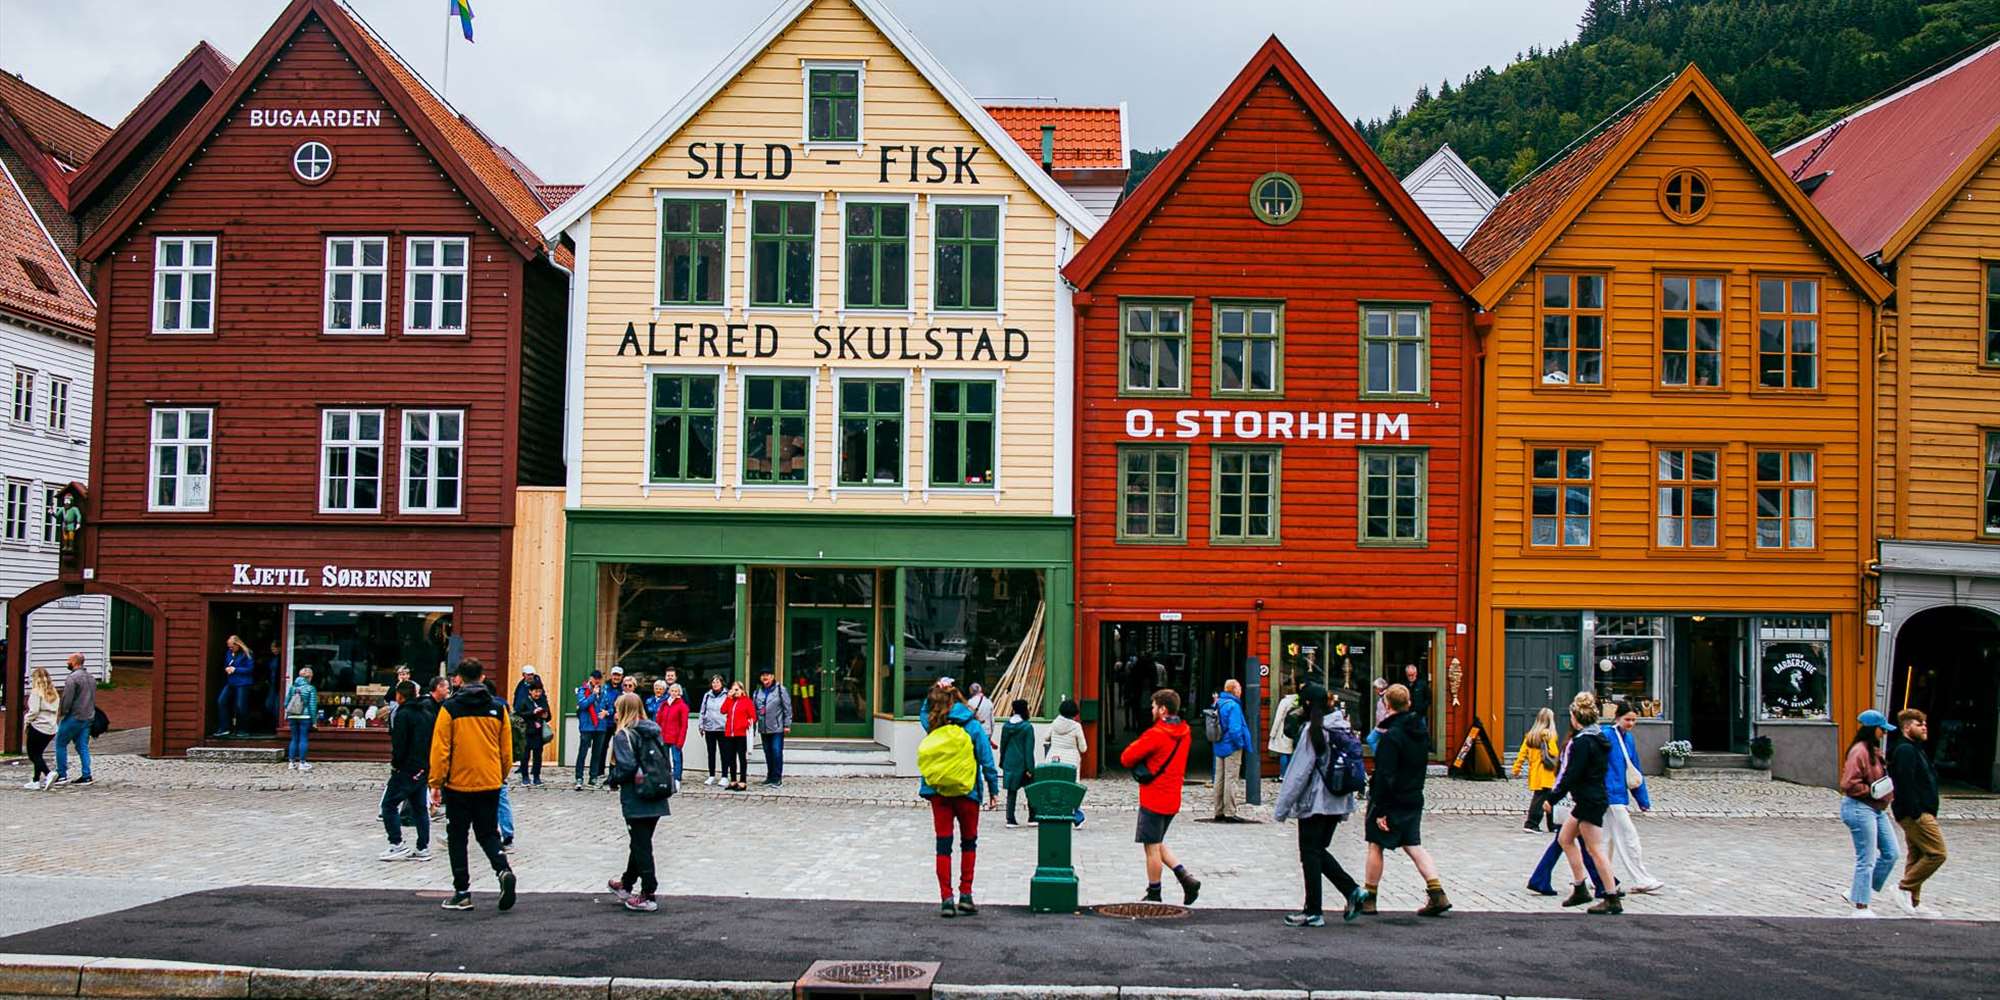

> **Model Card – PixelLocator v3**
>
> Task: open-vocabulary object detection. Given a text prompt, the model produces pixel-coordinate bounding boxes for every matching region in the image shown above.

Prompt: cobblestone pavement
[3,756,1997,923]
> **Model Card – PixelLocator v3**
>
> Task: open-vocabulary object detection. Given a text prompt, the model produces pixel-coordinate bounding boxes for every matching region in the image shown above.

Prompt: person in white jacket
[1268,680,1302,777]
[1043,698,1089,827]
[23,667,61,789]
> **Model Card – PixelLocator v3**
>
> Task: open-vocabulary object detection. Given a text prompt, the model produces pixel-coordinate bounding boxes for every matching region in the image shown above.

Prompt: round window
[1250,172,1302,225]
[292,141,334,183]
[1659,168,1711,223]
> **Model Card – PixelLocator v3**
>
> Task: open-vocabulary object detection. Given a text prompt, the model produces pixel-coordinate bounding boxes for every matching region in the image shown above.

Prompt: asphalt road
[1,887,1993,999]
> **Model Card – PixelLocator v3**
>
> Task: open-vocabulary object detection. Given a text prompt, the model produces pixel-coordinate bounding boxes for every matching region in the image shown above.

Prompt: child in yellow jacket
[1512,707,1560,832]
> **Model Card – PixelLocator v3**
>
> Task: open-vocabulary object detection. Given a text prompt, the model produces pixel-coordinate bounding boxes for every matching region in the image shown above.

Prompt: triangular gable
[81,0,549,263]
[1401,144,1497,212]
[0,70,109,210]
[0,155,94,335]
[1465,65,1892,308]
[64,41,233,212]
[1062,36,1480,295]
[540,0,1101,240]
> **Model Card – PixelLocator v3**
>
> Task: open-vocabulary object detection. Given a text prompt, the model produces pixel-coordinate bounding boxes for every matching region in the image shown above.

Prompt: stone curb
[250,970,432,1000]
[609,979,790,1000]
[81,959,252,999]
[0,954,86,996]
[932,988,1119,999]
[426,975,611,1000]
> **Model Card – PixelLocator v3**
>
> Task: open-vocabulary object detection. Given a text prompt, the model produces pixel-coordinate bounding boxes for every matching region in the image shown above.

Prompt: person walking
[428,658,516,912]
[721,680,755,791]
[999,699,1036,828]
[573,670,614,789]
[1044,698,1089,827]
[1275,681,1367,927]
[917,685,1001,918]
[698,676,727,785]
[52,653,96,786]
[1512,707,1560,832]
[655,683,690,789]
[606,692,672,913]
[1121,689,1200,905]
[1357,683,1451,917]
[1210,678,1253,822]
[1549,692,1621,914]
[283,667,318,770]
[516,678,550,785]
[752,668,792,787]
[1838,709,1901,918]
[1887,708,1944,916]
[1603,701,1664,892]
[379,681,432,862]
[1402,663,1429,721]
[23,666,60,789]
[213,635,254,737]
[1268,679,1302,778]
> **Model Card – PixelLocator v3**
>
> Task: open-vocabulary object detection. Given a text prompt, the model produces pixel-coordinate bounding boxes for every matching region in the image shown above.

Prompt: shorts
[1364,806,1423,849]
[1570,799,1608,827]
[1134,807,1176,845]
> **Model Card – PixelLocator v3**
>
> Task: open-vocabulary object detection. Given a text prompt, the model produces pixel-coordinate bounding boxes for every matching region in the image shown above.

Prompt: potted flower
[1661,739,1693,769]
[1749,735,1775,771]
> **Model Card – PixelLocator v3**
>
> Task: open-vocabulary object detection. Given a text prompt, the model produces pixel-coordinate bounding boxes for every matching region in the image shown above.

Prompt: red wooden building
[1062,38,1483,774]
[5,0,568,758]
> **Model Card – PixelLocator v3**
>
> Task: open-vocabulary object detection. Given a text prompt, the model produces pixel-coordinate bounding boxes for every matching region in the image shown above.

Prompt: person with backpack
[752,668,793,787]
[1274,681,1367,926]
[999,699,1037,828]
[698,675,728,785]
[1268,678,1303,778]
[1357,683,1451,918]
[720,681,756,791]
[606,691,674,913]
[1120,688,1201,906]
[429,658,516,912]
[1209,679,1253,822]
[1512,707,1561,832]
[1044,698,1088,827]
[917,685,1001,918]
[573,671,615,790]
[284,667,319,771]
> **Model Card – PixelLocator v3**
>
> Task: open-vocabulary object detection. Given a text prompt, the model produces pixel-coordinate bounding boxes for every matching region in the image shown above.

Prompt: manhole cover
[1095,901,1189,919]
[797,960,939,993]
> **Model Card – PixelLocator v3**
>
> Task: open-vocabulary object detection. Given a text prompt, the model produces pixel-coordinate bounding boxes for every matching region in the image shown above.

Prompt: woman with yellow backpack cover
[916,683,1002,919]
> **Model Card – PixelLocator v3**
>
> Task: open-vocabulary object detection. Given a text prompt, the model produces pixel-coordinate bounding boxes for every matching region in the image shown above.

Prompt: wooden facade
[1063,39,1483,775]
[1461,67,1892,786]
[41,0,567,758]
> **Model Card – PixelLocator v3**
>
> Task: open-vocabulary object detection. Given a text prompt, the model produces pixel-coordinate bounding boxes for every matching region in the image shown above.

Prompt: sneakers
[1174,869,1202,906]
[768,781,782,789]
[939,900,958,918]
[70,776,92,785]
[411,848,432,862]
[1418,886,1453,917]
[297,762,313,772]
[1846,907,1879,918]
[501,837,514,853]
[1630,881,1666,894]
[496,870,517,911]
[1912,902,1942,918]
[1005,821,1021,829]
[574,780,585,791]
[1587,894,1624,915]
[704,776,717,786]
[1562,882,1594,907]
[440,893,473,911]
[955,894,978,916]
[1893,889,1917,915]
[50,776,71,787]
[623,894,658,913]
[379,843,415,862]
[607,879,631,901]
[21,780,41,790]
[1343,888,1367,923]
[286,762,298,771]
[1282,911,1325,927]
[38,773,54,790]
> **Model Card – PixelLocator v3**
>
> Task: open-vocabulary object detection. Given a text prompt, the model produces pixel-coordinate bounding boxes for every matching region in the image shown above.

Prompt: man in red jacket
[1120,689,1202,905]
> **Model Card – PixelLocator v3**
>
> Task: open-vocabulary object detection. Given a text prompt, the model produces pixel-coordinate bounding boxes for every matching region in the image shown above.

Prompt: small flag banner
[449,0,474,42]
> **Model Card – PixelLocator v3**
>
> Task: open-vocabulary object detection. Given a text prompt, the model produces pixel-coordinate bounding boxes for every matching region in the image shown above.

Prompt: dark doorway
[1100,620,1247,775]
[1685,616,1746,752]
[1893,606,2000,792]
[207,602,285,737]
[1503,614,1579,747]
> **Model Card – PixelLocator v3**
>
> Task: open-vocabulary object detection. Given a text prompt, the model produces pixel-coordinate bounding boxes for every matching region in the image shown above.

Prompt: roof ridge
[1501,73,1674,197]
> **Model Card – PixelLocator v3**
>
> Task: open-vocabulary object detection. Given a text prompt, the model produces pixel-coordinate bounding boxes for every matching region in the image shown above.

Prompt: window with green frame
[838,378,902,487]
[1214,302,1282,395]
[648,373,719,483]
[934,203,998,311]
[929,379,995,487]
[844,202,908,309]
[742,375,810,485]
[1121,300,1188,394]
[1985,262,2000,366]
[807,68,859,143]
[659,198,726,306]
[1359,448,1426,545]
[1361,305,1428,398]
[750,200,815,308]
[1985,431,2000,536]
[1211,446,1279,543]
[1117,445,1186,542]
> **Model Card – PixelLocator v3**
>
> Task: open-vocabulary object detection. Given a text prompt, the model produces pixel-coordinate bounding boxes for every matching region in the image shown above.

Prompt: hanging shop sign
[231,563,435,589]
[615,320,1031,361]
[1123,408,1412,442]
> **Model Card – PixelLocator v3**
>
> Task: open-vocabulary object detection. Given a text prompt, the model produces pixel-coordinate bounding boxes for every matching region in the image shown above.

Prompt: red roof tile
[0,158,93,334]
[982,105,1124,170]
[1460,85,1667,276]
[535,183,582,211]
[0,70,109,170]
[1773,40,2000,260]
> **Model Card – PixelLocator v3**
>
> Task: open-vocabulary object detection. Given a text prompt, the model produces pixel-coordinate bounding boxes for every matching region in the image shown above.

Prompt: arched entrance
[1891,605,2000,791]
[4,579,165,757]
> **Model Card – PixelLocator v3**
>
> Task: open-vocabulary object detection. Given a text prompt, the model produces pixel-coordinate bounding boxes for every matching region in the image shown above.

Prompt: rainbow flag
[448,0,474,41]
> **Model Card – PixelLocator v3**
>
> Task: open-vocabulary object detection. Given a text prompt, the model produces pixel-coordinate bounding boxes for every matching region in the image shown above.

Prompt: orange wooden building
[1459,66,1892,786]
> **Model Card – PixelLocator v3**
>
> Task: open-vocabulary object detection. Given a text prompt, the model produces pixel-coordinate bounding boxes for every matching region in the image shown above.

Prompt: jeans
[1213,750,1243,818]
[762,732,785,783]
[54,717,90,779]
[26,728,53,781]
[574,730,610,783]
[1841,796,1900,906]
[1898,814,1947,901]
[667,744,684,784]
[1529,830,1606,895]
[380,773,429,850]
[497,783,515,840]
[442,788,510,892]
[286,723,310,762]
[215,685,251,733]
[518,729,543,781]
[1277,753,1291,777]
[1297,813,1359,915]
[621,816,661,896]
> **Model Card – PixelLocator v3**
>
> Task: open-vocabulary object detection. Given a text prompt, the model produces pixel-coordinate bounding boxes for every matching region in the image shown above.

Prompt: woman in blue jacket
[212,635,255,737]
[918,686,1001,919]
[1603,701,1665,892]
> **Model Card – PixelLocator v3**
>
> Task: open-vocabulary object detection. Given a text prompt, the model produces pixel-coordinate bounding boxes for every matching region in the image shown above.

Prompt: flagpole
[441,10,452,100]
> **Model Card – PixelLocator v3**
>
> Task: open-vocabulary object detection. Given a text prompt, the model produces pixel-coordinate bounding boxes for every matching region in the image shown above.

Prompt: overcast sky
[1,0,1580,184]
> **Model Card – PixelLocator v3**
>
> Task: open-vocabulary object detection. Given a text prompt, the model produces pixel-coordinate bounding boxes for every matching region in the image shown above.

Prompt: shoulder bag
[1132,733,1184,786]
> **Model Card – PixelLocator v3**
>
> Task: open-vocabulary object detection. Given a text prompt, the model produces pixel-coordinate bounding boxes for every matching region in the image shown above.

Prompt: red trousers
[929,795,980,900]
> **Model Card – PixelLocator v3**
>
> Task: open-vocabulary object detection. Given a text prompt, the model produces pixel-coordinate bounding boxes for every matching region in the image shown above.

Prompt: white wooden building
[1401,143,1497,247]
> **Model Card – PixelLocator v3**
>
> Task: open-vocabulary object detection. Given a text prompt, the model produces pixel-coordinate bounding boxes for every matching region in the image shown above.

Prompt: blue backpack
[1320,730,1367,797]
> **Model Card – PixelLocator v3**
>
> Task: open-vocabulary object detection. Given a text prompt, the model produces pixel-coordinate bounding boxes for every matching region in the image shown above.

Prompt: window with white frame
[153,237,215,333]
[2,479,28,543]
[321,409,383,512]
[9,367,31,423]
[324,237,388,334]
[46,376,69,432]
[406,237,468,333]
[149,407,211,512]
[402,409,463,513]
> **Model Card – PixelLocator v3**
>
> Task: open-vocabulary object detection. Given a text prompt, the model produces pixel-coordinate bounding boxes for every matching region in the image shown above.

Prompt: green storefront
[562,510,1072,764]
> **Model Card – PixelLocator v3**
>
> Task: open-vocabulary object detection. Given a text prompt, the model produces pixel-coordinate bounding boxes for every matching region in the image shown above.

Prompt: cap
[610,665,624,675]
[520,665,537,676]
[1858,709,1895,732]
[938,676,955,688]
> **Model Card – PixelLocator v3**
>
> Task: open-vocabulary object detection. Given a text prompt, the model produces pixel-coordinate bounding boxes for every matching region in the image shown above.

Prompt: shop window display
[902,568,1043,716]
[1757,615,1830,721]
[600,564,738,689]
[288,606,451,726]
[1591,614,1666,718]
[1274,627,1438,738]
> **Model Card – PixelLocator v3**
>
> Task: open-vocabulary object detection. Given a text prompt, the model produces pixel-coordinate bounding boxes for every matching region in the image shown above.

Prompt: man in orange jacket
[1120,689,1202,906]
[429,658,515,912]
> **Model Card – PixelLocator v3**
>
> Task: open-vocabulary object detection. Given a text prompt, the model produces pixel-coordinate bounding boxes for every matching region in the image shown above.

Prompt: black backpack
[629,728,676,801]
[1319,730,1366,797]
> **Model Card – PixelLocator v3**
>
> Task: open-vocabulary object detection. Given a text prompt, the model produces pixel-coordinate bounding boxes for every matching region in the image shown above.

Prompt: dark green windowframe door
[786,609,873,738]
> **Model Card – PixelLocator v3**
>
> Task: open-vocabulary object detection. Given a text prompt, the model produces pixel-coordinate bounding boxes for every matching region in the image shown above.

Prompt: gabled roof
[63,41,234,213]
[1773,38,2000,263]
[0,70,109,171]
[0,155,94,336]
[540,0,1102,240]
[982,103,1127,171]
[82,0,554,264]
[535,183,583,211]
[1401,143,1498,212]
[1062,35,1480,295]
[1462,65,1892,308]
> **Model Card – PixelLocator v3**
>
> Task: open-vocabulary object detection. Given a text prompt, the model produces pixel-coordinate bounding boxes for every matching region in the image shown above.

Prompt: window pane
[1759,278,1785,313]
[1542,273,1569,308]
[1566,449,1592,480]
[1661,277,1688,311]
[1577,275,1604,309]
[1157,338,1181,390]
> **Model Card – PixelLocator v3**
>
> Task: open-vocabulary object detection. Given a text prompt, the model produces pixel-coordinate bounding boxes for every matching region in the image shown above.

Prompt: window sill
[1648,387,1730,398]
[401,509,464,517]
[317,509,386,517]
[1745,547,1823,558]
[1645,545,1727,557]
[931,310,1002,319]
[1117,389,1195,400]
[1357,393,1431,404]
[1529,382,1611,394]
[1114,537,1189,546]
[803,142,866,155]
[1357,538,1429,549]
[322,330,388,338]
[149,330,218,338]
[1211,538,1282,548]
[1520,544,1600,556]
[1213,390,1286,401]
[401,330,471,338]
[1755,718,1834,727]
[838,308,915,319]
[144,508,214,517]
[653,303,728,313]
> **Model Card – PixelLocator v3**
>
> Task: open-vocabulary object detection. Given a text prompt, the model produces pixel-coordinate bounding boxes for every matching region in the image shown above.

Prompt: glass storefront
[598,564,738,690]
[1756,615,1830,721]
[1276,626,1442,746]
[287,604,452,728]
[1590,614,1666,718]
[902,568,1044,717]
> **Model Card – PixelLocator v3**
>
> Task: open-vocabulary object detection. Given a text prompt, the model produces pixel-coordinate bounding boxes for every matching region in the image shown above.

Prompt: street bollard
[1023,761,1087,913]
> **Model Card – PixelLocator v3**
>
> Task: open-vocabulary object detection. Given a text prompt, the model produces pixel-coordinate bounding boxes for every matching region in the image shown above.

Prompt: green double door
[786,608,873,738]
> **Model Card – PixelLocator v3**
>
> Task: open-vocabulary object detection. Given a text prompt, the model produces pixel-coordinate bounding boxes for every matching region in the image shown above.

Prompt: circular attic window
[1250,172,1302,225]
[1659,168,1711,224]
[293,141,334,184]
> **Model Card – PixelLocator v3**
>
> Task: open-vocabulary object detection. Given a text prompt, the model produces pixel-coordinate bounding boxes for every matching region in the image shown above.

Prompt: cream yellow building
[539,0,1108,772]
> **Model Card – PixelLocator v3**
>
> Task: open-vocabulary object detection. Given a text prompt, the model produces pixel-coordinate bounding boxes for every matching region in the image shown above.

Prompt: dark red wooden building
[8,0,568,758]
[1062,38,1483,774]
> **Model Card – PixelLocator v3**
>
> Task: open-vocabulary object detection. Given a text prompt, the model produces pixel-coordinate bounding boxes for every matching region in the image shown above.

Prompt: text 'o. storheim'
[1124,408,1412,441]
[232,564,434,589]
